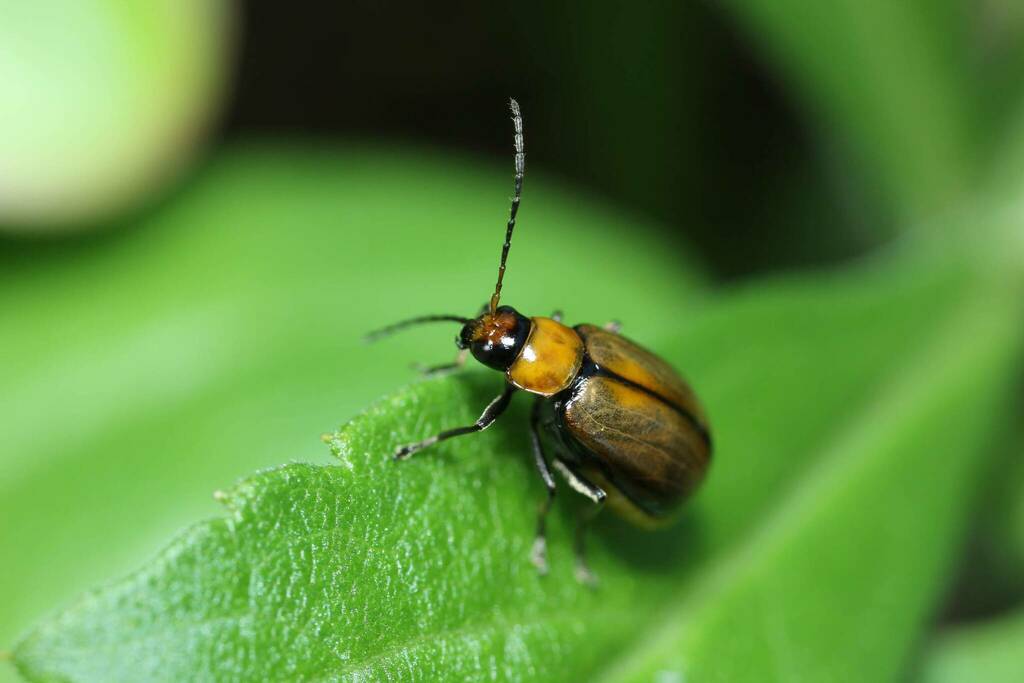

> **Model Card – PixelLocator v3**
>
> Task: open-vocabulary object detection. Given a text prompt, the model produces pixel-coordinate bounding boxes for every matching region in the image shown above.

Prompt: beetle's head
[457,305,531,371]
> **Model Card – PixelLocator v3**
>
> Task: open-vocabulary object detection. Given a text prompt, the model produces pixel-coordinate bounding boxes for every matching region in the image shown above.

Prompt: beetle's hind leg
[528,399,557,574]
[394,384,515,459]
[550,460,606,586]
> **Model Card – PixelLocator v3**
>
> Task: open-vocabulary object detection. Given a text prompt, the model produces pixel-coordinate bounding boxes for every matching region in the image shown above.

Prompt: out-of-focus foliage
[721,0,977,221]
[0,1,235,229]
[945,427,1024,618]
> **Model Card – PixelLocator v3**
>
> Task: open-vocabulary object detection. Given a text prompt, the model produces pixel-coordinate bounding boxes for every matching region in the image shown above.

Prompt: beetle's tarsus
[530,536,549,575]
[603,320,622,333]
[394,438,435,460]
[574,561,599,587]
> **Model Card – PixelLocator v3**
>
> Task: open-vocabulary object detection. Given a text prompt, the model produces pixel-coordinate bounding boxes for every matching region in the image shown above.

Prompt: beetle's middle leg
[550,460,606,586]
[528,398,557,574]
[572,497,606,586]
[394,384,515,459]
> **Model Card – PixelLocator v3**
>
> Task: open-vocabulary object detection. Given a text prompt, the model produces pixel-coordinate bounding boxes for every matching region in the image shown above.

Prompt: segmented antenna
[364,314,470,342]
[489,99,524,314]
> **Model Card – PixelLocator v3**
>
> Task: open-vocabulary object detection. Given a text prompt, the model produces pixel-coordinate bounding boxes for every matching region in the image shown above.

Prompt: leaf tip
[321,429,355,470]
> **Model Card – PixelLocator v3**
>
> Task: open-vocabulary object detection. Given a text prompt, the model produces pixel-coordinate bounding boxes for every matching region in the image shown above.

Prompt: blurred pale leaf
[0,142,703,680]
[0,1,235,229]
[10,235,1023,680]
[918,610,1024,683]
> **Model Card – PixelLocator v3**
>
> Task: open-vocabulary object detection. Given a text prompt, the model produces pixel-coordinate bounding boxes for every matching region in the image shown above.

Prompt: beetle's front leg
[394,384,515,460]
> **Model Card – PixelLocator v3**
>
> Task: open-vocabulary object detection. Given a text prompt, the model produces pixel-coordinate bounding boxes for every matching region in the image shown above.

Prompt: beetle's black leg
[572,498,606,586]
[394,384,515,460]
[603,320,622,333]
[550,310,564,323]
[413,348,468,377]
[528,399,557,575]
[550,460,606,586]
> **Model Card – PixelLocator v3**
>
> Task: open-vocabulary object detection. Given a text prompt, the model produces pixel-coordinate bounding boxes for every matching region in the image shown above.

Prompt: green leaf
[0,143,703,676]
[719,0,977,221]
[11,240,1022,681]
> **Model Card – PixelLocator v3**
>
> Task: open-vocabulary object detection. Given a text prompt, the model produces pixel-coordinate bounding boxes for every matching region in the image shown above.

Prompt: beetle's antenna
[489,98,524,314]
[365,314,470,343]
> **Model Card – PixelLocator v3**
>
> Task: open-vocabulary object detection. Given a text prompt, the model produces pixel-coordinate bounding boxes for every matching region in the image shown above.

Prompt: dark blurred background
[0,2,894,274]
[222,3,879,278]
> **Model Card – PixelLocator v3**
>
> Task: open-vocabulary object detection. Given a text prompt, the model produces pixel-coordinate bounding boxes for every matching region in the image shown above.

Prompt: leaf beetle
[369,100,712,582]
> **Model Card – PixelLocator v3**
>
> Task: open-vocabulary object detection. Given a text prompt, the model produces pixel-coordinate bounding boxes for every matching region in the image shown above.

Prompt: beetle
[369,100,711,582]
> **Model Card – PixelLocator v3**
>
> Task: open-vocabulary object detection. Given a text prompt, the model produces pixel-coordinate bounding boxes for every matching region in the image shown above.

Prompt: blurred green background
[3,2,1024,681]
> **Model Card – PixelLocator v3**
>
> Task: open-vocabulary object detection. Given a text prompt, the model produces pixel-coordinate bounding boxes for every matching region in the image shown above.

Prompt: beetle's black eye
[465,307,531,371]
[456,324,473,350]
